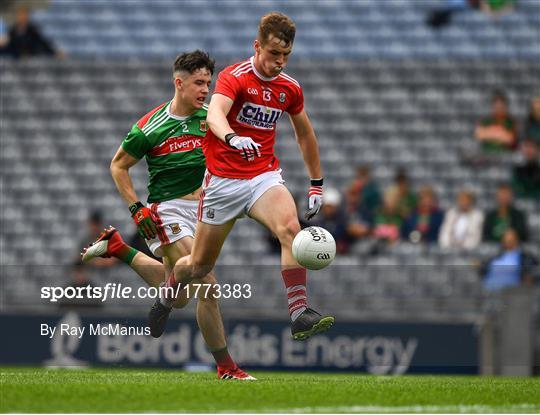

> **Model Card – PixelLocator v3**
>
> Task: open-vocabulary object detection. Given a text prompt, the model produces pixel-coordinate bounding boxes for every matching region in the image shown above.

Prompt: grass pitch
[1,367,539,413]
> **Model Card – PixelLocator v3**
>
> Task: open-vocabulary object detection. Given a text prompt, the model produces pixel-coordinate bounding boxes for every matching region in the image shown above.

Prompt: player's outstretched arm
[110,146,157,239]
[290,110,324,220]
[207,94,236,140]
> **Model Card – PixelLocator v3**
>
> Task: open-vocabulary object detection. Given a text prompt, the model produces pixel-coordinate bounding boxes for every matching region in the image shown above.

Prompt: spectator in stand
[311,188,352,254]
[346,214,372,247]
[372,188,403,244]
[524,96,540,146]
[427,0,479,29]
[345,165,381,221]
[483,183,529,242]
[439,189,484,250]
[401,186,444,244]
[1,5,65,59]
[512,139,540,200]
[0,18,8,49]
[480,228,537,292]
[344,166,379,246]
[426,0,513,29]
[474,90,518,154]
[479,0,515,16]
[386,169,417,219]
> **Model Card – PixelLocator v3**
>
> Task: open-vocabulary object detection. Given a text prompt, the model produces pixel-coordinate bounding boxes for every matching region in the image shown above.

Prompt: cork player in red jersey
[149,13,335,341]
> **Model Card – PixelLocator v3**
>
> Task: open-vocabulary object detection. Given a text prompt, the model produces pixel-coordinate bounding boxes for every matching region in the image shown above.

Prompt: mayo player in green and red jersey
[81,51,254,380]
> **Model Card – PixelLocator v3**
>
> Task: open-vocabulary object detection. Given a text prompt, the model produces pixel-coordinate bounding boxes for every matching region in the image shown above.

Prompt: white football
[292,226,336,270]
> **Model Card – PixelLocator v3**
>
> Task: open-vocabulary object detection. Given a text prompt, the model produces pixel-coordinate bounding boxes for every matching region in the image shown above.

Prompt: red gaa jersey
[203,56,304,179]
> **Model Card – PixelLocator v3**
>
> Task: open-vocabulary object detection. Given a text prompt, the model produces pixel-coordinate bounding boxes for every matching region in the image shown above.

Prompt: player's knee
[174,257,212,281]
[275,218,301,245]
[174,255,191,268]
[199,272,218,286]
[173,260,199,282]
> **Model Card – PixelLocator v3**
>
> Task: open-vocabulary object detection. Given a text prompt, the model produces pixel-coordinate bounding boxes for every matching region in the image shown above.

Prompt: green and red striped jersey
[122,101,208,203]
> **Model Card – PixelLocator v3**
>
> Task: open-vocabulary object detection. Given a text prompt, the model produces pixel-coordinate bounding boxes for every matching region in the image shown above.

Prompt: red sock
[165,272,177,289]
[282,268,308,321]
[160,272,185,307]
[107,232,137,264]
[211,347,236,369]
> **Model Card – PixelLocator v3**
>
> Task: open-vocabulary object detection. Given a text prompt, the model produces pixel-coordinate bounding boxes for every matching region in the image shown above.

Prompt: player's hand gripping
[225,133,261,162]
[305,179,323,220]
[129,201,158,240]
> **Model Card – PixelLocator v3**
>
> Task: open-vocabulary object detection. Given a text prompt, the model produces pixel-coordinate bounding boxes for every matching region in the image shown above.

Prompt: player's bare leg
[248,186,300,267]
[82,227,251,378]
[172,220,236,285]
[151,220,255,379]
[248,185,334,340]
[82,226,228,341]
[82,227,172,296]
[128,252,164,288]
[128,243,224,342]
[160,238,227,351]
[156,220,234,318]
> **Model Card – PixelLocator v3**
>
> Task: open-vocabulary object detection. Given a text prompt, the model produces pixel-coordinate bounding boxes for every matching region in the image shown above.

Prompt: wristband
[129,201,144,216]
[310,178,324,186]
[225,133,238,145]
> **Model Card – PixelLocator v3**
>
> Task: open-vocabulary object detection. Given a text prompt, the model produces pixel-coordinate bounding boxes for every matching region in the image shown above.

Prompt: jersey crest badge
[206,208,215,219]
[169,223,181,235]
[279,92,286,103]
[200,120,208,132]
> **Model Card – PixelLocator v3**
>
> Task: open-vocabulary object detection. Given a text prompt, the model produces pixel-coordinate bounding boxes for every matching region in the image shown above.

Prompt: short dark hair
[89,210,102,224]
[492,89,508,104]
[173,50,215,76]
[497,182,512,191]
[258,12,296,47]
[356,165,371,177]
[395,168,409,184]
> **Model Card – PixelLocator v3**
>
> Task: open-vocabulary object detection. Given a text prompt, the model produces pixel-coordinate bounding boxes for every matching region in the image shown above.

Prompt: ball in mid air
[292,226,336,270]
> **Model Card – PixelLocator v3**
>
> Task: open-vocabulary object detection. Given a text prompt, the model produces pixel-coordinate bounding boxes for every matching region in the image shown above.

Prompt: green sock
[113,245,138,265]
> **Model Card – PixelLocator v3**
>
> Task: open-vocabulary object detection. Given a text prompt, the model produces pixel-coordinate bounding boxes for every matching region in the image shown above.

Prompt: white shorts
[146,198,199,257]
[198,169,285,225]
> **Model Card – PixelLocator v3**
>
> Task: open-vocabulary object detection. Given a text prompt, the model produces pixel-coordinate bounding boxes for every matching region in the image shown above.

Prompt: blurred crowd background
[1,0,539,367]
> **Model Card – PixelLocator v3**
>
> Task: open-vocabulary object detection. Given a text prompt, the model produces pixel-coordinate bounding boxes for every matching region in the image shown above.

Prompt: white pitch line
[147,403,540,414]
[244,403,540,414]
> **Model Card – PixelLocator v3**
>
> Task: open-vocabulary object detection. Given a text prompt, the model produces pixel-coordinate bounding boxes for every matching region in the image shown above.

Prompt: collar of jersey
[165,101,192,121]
[250,56,278,82]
